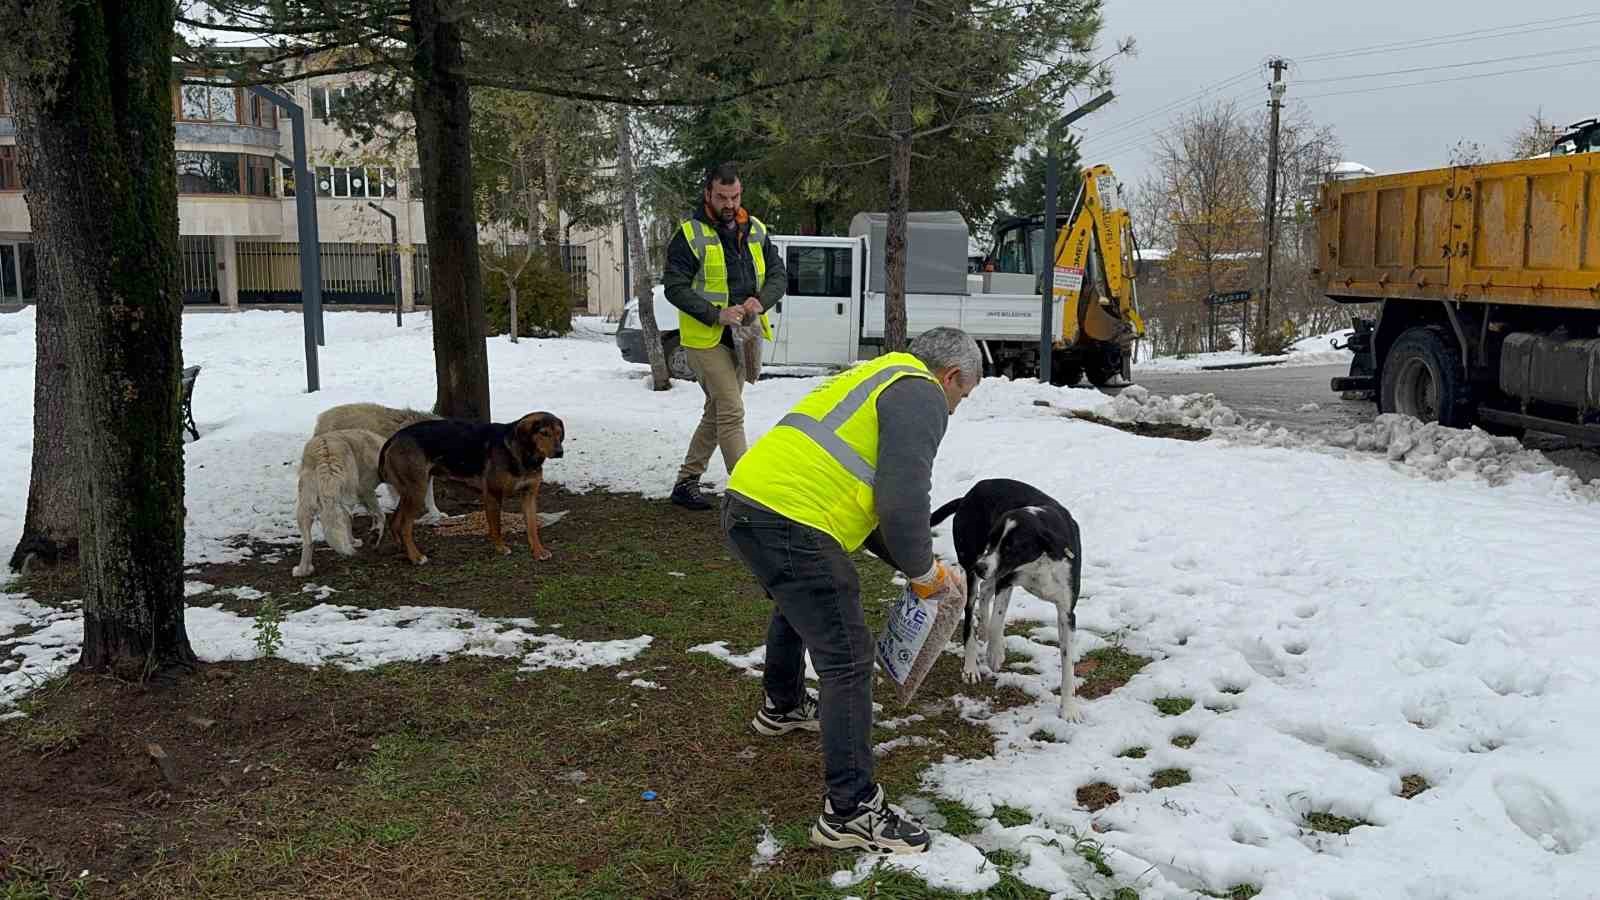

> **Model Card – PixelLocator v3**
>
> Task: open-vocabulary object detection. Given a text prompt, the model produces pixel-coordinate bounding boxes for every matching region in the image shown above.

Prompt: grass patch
[6,487,1034,900]
[1074,835,1115,877]
[1076,646,1151,700]
[1205,886,1262,900]
[1399,774,1431,799]
[1117,746,1147,759]
[934,799,983,836]
[1152,696,1193,716]
[993,805,1034,828]
[1076,782,1121,812]
[985,848,1025,869]
[1151,768,1191,789]
[1171,734,1197,749]
[1029,729,1062,743]
[1111,890,1141,900]
[1304,811,1371,834]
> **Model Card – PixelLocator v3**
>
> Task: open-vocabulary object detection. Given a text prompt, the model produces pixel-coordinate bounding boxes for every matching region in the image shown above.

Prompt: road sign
[1205,290,1252,306]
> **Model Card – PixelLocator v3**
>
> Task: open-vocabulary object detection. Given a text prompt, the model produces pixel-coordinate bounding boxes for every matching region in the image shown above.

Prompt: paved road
[1115,362,1600,480]
[1121,364,1370,432]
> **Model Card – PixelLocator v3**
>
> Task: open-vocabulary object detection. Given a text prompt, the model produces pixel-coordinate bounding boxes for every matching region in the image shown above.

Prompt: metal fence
[180,236,220,305]
[237,241,402,305]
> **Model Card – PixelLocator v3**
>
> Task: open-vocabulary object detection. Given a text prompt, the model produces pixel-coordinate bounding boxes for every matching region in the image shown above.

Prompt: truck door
[775,243,855,366]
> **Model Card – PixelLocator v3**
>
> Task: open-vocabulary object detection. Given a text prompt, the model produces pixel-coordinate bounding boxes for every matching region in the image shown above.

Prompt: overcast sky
[1074,3,1596,190]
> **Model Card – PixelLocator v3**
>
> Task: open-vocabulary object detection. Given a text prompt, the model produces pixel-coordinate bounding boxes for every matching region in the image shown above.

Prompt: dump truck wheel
[1050,360,1083,387]
[1380,326,1472,427]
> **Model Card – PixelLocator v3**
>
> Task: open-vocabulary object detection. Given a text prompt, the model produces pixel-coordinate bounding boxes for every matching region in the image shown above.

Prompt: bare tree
[1448,138,1486,167]
[614,106,670,390]
[1506,108,1561,160]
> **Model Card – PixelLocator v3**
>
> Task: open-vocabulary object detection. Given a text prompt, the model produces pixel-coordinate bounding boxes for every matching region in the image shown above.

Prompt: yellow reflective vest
[727,353,938,551]
[678,217,775,349]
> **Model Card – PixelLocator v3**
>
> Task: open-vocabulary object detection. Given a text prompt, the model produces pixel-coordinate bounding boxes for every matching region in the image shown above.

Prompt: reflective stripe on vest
[774,364,926,485]
[678,216,773,349]
[726,353,938,551]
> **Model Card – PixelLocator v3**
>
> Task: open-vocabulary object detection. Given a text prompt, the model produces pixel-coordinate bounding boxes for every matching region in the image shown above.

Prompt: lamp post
[247,85,323,390]
[1039,90,1113,385]
[367,202,401,327]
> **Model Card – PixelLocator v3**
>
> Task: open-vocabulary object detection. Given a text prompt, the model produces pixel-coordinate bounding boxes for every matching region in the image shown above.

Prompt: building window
[315,163,399,198]
[178,82,243,124]
[786,246,853,297]
[247,93,277,129]
[310,84,353,121]
[0,146,19,191]
[176,151,275,196]
[0,78,9,116]
[281,166,295,197]
[408,167,423,200]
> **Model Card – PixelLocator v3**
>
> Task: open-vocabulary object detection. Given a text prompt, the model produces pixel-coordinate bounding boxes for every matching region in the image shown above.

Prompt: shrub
[481,249,573,338]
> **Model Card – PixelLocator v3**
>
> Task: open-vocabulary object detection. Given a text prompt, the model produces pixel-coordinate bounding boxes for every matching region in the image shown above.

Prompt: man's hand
[718,305,748,326]
[742,296,763,317]
[910,560,965,606]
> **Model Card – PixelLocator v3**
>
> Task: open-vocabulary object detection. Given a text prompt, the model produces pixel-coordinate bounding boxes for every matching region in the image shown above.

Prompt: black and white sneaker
[811,784,931,854]
[751,694,820,736]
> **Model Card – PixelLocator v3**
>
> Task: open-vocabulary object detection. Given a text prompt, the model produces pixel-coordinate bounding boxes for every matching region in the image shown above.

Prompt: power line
[1297,56,1600,100]
[1297,42,1600,84]
[1298,13,1600,63]
[1077,67,1257,145]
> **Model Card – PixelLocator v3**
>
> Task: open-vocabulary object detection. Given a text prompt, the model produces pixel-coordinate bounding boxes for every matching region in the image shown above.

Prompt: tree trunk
[411,0,491,422]
[541,131,565,307]
[9,248,77,572]
[614,107,670,391]
[7,0,196,676]
[882,0,914,352]
[507,283,519,343]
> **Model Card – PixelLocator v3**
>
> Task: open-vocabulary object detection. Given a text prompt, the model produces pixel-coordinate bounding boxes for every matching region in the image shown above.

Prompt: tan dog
[292,428,387,577]
[380,413,565,565]
[314,402,446,521]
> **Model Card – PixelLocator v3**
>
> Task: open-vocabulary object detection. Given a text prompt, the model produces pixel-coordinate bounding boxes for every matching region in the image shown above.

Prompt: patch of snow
[689,641,817,681]
[183,581,216,598]
[874,735,938,756]
[831,833,999,893]
[750,824,783,874]
[1134,329,1355,373]
[630,678,664,690]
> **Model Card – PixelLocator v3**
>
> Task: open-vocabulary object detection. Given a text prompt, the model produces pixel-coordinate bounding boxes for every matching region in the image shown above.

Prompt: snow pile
[1134,329,1355,373]
[749,824,783,875]
[1,597,652,710]
[1097,385,1242,429]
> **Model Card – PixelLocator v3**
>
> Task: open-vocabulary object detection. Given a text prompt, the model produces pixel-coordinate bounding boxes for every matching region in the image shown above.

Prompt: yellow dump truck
[1317,147,1600,438]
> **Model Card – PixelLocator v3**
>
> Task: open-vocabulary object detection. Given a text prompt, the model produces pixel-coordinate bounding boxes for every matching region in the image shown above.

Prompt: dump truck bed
[1318,153,1600,311]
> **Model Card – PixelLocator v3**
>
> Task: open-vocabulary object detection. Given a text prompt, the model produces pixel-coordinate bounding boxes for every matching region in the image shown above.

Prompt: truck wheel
[1084,360,1118,388]
[1380,326,1472,427]
[1050,362,1083,387]
[663,337,696,382]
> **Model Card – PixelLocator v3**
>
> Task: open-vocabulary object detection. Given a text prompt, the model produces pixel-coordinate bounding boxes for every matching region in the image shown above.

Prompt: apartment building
[0,72,626,315]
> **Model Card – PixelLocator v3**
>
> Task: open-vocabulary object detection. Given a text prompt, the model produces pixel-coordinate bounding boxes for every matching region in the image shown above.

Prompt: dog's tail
[930,495,963,527]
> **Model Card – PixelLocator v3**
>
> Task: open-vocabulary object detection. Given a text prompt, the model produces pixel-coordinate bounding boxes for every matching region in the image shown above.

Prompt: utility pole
[1260,57,1288,348]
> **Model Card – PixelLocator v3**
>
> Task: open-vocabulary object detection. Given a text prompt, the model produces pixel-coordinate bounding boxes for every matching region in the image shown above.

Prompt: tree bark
[411,0,491,422]
[9,248,77,572]
[614,107,670,390]
[6,0,196,676]
[882,0,914,353]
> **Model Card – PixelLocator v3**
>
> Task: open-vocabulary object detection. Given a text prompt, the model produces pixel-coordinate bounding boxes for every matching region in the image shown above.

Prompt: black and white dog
[930,478,1084,721]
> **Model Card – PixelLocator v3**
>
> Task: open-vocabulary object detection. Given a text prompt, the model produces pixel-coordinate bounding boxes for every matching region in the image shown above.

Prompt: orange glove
[910,560,962,601]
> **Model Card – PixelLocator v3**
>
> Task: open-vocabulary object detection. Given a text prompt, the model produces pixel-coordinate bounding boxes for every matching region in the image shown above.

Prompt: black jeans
[721,495,875,811]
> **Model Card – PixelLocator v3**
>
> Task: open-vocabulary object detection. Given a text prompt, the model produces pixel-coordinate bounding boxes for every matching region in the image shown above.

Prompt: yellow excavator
[985,163,1146,386]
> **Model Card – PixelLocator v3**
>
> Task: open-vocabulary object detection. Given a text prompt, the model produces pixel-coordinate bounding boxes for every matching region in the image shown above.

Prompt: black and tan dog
[379,412,565,565]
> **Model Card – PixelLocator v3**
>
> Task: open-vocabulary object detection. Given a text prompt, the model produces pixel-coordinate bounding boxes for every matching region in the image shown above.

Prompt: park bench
[182,365,201,441]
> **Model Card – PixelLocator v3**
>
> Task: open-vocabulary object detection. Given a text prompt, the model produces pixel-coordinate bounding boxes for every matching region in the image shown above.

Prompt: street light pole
[368,202,401,327]
[247,85,322,391]
[1040,89,1113,385]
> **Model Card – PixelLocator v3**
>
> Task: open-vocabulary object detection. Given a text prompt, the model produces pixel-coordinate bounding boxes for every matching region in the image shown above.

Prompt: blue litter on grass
[641,790,657,801]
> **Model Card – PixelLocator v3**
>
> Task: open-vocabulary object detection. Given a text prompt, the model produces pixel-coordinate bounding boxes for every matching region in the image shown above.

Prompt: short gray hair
[909,327,982,384]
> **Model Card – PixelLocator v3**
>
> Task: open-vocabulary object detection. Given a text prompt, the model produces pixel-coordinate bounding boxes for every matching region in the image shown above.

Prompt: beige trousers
[677,344,748,484]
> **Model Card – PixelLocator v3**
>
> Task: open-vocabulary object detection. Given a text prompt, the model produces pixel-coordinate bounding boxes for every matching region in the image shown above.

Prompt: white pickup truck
[615,211,1071,380]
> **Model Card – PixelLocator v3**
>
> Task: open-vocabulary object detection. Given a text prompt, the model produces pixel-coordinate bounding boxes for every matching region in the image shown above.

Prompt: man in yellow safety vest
[722,326,983,855]
[662,162,786,511]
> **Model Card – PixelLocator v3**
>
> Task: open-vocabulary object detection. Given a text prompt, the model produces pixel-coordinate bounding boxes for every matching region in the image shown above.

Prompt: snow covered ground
[4,308,1600,898]
[1134,329,1355,373]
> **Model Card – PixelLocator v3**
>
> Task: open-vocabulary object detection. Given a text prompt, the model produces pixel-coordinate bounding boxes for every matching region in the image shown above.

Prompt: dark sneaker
[751,694,820,736]
[811,784,931,855]
[670,479,712,511]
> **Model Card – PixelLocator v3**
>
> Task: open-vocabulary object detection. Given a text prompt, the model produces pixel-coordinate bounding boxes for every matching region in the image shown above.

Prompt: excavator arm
[1050,164,1145,348]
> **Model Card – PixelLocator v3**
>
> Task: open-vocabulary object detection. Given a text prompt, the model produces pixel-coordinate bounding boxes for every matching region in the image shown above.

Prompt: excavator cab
[1550,119,1600,156]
